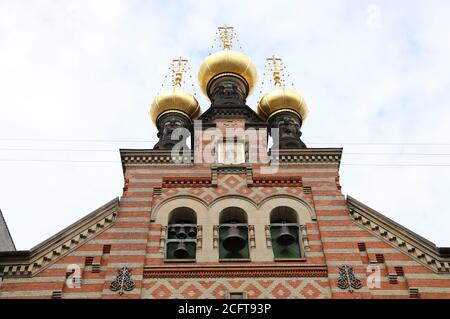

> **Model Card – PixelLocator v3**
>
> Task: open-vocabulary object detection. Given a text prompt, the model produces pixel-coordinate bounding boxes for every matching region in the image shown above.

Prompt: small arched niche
[219,207,248,224]
[270,206,298,224]
[168,207,197,224]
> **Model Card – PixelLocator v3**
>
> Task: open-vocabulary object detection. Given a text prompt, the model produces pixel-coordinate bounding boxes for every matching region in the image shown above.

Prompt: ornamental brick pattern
[141,278,331,299]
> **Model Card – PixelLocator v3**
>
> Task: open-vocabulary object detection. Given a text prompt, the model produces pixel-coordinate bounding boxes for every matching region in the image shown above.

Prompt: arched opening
[219,207,249,260]
[270,206,301,260]
[166,207,197,260]
[169,207,197,224]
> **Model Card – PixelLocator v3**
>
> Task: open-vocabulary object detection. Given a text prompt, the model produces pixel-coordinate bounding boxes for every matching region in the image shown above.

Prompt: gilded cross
[218,25,234,49]
[171,56,188,86]
[266,55,283,87]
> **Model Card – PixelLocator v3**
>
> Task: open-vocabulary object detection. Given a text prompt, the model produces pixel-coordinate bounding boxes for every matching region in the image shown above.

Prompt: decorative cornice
[253,175,303,187]
[0,198,119,278]
[143,264,328,278]
[120,149,194,173]
[347,196,450,273]
[269,148,342,167]
[120,148,343,174]
[163,176,212,188]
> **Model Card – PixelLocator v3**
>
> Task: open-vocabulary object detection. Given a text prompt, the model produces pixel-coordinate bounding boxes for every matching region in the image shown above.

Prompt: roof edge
[0,209,16,251]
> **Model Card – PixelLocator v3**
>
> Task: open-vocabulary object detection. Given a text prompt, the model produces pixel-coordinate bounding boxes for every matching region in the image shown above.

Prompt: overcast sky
[1,0,449,249]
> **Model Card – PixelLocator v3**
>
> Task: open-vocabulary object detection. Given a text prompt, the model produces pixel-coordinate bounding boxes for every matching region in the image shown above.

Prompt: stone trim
[120,148,343,173]
[162,176,212,188]
[143,265,328,278]
[0,198,119,278]
[347,196,450,273]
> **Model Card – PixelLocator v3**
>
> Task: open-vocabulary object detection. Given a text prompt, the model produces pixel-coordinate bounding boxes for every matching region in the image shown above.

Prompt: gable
[347,196,450,273]
[0,198,119,277]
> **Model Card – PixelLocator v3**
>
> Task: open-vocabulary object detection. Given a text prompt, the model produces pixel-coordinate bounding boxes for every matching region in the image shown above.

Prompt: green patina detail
[219,226,249,259]
[270,225,301,259]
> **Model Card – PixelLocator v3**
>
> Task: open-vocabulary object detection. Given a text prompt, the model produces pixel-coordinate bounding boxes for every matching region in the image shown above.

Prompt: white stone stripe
[321,237,381,243]
[104,275,143,281]
[366,290,410,295]
[147,242,160,247]
[119,207,151,212]
[329,273,450,280]
[369,288,450,294]
[120,197,152,202]
[312,186,338,191]
[128,178,162,183]
[127,169,210,174]
[115,217,149,222]
[3,277,65,283]
[145,253,163,258]
[385,260,436,266]
[70,251,103,256]
[2,278,108,285]
[303,177,335,182]
[270,168,338,173]
[366,248,401,253]
[313,196,345,200]
[324,249,360,253]
[326,261,364,266]
[126,188,154,192]
[61,292,103,298]
[316,216,350,221]
[308,240,323,245]
[405,273,450,279]
[304,252,325,257]
[89,239,148,244]
[0,290,54,297]
[105,228,149,233]
[319,226,362,231]
[106,263,144,268]
[108,250,148,256]
[314,206,348,211]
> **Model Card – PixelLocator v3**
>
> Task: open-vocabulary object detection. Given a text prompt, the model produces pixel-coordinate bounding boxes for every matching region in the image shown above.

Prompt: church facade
[1,27,449,299]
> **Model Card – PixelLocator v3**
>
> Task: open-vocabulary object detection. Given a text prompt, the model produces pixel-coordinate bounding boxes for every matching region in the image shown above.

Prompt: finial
[218,25,234,50]
[171,56,189,88]
[266,55,283,87]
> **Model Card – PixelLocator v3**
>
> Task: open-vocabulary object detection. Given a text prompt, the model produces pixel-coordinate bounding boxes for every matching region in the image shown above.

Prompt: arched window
[270,206,301,260]
[219,207,249,260]
[166,207,197,260]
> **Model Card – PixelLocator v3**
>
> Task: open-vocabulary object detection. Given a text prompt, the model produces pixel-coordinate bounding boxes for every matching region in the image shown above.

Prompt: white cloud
[0,0,449,249]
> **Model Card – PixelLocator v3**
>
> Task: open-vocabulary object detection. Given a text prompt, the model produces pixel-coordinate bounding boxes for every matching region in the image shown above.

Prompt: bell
[223,225,246,251]
[168,226,177,237]
[188,226,197,238]
[276,224,296,246]
[174,241,189,259]
[176,226,188,239]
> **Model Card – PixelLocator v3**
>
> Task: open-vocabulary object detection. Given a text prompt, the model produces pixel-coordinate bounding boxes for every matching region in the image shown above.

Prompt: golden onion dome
[198,48,258,98]
[257,86,309,121]
[150,72,201,125]
[257,59,309,121]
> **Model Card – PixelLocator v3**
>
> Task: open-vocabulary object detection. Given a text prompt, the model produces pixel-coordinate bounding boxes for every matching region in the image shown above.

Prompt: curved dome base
[269,111,306,149]
[208,73,248,106]
[153,112,192,151]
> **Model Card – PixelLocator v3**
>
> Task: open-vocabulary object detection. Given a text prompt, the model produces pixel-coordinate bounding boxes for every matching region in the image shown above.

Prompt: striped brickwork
[1,150,449,298]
